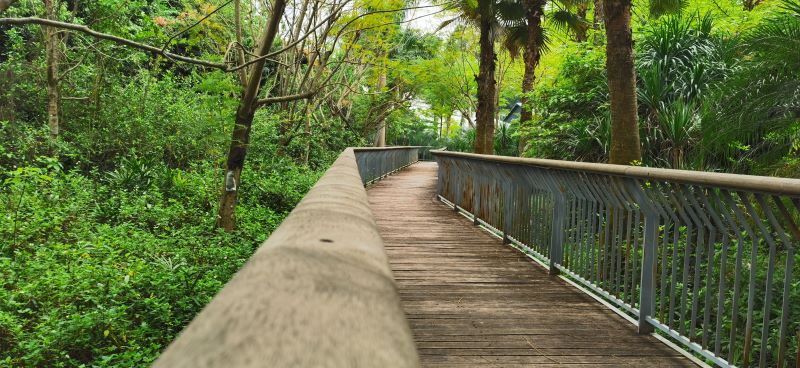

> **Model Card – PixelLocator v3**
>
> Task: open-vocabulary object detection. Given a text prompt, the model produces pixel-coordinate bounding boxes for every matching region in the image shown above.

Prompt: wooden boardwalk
[368,162,698,367]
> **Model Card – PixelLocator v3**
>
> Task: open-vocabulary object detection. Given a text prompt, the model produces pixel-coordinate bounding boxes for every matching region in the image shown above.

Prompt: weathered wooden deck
[368,162,697,367]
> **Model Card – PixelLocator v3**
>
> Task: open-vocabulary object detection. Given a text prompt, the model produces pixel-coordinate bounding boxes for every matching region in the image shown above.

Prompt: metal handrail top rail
[432,150,800,196]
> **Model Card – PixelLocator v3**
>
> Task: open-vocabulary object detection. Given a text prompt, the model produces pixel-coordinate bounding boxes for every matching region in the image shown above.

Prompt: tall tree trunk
[603,0,641,165]
[234,0,248,86]
[303,101,312,165]
[475,0,496,155]
[519,0,545,156]
[575,3,589,43]
[373,71,387,147]
[217,0,288,231]
[44,0,59,142]
[593,0,604,45]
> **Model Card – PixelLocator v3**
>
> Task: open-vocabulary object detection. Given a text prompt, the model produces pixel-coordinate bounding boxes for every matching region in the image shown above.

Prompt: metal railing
[153,147,419,367]
[417,146,446,161]
[433,150,799,368]
[354,147,419,185]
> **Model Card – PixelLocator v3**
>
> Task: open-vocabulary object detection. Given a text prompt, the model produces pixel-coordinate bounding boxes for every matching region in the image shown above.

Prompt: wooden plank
[367,162,697,368]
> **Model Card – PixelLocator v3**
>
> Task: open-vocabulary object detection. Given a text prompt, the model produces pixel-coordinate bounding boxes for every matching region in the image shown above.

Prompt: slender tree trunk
[303,101,312,165]
[575,3,589,43]
[593,0,605,45]
[374,71,387,147]
[475,0,496,155]
[519,0,545,155]
[603,0,641,165]
[44,0,59,142]
[234,0,248,86]
[217,0,288,231]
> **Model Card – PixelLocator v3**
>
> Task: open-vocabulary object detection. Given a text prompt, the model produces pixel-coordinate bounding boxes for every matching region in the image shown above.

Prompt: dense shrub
[0,151,322,366]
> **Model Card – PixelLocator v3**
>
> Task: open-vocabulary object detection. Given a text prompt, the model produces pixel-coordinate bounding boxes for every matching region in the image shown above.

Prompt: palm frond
[649,0,687,19]
[548,9,588,35]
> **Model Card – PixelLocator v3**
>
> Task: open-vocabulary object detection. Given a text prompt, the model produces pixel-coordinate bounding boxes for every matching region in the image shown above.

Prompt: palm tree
[700,0,800,173]
[442,0,526,154]
[475,0,497,154]
[603,0,687,165]
[603,0,640,165]
[504,0,590,155]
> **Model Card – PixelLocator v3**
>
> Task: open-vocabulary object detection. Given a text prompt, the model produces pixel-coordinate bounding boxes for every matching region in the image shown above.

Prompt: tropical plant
[700,0,800,173]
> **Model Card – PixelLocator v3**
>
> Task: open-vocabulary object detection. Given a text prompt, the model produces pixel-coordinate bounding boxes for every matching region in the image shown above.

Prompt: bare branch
[256,90,315,106]
[231,3,447,73]
[0,17,229,70]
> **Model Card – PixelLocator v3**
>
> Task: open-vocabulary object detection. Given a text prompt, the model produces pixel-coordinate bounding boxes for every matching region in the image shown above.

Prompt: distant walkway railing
[433,150,799,368]
[355,146,420,185]
[154,147,420,367]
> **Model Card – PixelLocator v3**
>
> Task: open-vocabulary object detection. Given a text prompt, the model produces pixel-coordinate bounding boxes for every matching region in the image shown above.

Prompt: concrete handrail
[432,150,800,196]
[154,148,420,367]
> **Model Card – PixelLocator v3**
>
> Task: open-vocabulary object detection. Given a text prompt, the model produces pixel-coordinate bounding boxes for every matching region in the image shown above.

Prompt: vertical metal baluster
[610,179,628,300]
[546,172,566,275]
[650,182,676,324]
[658,183,678,329]
[678,185,707,343]
[623,202,634,305]
[585,178,599,284]
[670,184,695,336]
[473,169,481,226]
[629,178,658,334]
[632,207,642,307]
[570,191,580,270]
[583,175,602,285]
[502,167,513,244]
[579,177,591,279]
[700,190,730,355]
[720,191,748,364]
[588,188,600,284]
[598,177,612,288]
[771,197,798,368]
[753,194,788,368]
[573,175,587,277]
[708,190,742,356]
[614,179,636,305]
[597,178,614,289]
[601,176,627,295]
[752,194,779,368]
[601,178,616,291]
[734,192,762,367]
[529,185,536,249]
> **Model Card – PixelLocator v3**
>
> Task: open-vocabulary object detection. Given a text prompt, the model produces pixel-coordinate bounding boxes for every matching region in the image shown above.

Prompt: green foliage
[0,8,338,365]
[0,150,323,367]
[521,43,609,161]
[700,0,800,174]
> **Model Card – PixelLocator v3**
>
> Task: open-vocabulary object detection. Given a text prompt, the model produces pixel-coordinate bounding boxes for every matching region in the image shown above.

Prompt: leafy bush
[0,152,323,366]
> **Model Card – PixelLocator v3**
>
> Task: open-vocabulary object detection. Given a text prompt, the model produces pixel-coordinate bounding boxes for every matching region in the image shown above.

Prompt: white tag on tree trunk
[225,170,237,192]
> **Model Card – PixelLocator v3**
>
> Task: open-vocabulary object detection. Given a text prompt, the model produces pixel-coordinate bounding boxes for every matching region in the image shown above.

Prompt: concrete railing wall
[154,148,420,368]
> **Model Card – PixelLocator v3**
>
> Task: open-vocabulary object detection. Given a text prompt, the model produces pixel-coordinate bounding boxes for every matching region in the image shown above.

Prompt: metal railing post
[639,212,658,334]
[628,179,658,334]
[549,189,565,276]
[502,167,514,244]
